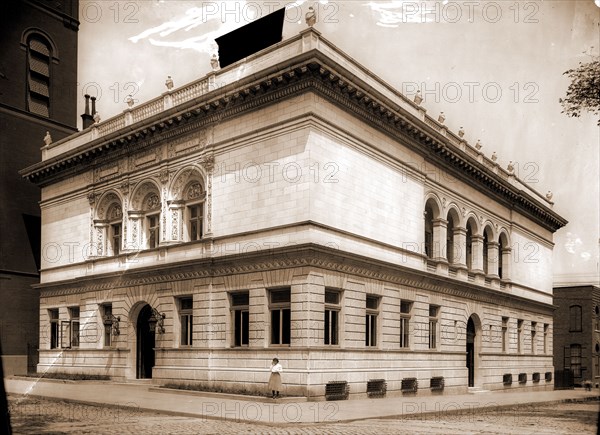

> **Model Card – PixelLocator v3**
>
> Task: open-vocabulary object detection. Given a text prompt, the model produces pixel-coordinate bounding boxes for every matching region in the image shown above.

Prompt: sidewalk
[5,376,599,425]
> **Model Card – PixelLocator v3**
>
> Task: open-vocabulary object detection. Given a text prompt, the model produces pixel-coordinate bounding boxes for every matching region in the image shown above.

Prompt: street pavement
[4,376,599,425]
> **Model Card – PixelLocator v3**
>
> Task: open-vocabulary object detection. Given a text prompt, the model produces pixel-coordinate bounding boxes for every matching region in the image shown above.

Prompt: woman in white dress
[267,358,283,398]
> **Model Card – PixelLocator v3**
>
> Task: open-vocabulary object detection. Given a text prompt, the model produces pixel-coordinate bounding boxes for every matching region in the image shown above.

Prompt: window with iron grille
[400,300,412,348]
[179,297,193,346]
[231,292,249,347]
[270,289,290,345]
[324,289,340,346]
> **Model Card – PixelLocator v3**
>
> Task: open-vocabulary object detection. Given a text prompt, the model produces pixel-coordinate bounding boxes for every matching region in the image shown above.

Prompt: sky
[76,0,600,286]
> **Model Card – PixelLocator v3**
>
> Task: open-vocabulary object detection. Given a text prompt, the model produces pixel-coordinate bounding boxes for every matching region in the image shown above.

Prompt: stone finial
[475,139,482,150]
[211,54,220,71]
[305,6,316,27]
[438,112,445,124]
[507,161,515,173]
[458,126,465,138]
[126,95,134,107]
[165,75,174,90]
[43,131,52,146]
[413,90,423,105]
[93,112,101,124]
[491,151,497,162]
[546,191,553,201]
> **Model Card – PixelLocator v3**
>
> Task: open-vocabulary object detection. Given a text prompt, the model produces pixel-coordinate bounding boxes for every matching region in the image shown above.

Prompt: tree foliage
[559,58,600,125]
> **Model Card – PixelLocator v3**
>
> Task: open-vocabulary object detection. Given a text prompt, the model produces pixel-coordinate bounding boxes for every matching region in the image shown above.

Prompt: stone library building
[22,24,567,399]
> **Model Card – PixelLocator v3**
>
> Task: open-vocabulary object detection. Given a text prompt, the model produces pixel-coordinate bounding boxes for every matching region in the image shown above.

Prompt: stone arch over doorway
[466,313,483,388]
[126,301,156,380]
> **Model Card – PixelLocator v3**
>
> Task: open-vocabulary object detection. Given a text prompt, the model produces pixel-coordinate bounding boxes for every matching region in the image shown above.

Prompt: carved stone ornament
[198,153,215,172]
[165,75,174,90]
[43,131,52,146]
[305,6,316,27]
[186,182,203,200]
[146,193,160,210]
[158,169,170,184]
[87,192,97,205]
[107,204,123,220]
[119,182,130,195]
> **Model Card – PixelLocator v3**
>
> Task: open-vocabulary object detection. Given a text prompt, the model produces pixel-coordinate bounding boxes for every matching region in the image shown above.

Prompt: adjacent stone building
[22,27,567,399]
[553,285,600,387]
[0,0,79,375]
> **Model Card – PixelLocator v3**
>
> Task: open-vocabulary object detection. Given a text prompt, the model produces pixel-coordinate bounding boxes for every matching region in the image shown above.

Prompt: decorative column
[158,169,171,245]
[501,247,512,282]
[471,234,485,279]
[199,153,215,237]
[453,227,468,279]
[168,201,185,243]
[432,218,448,274]
[127,211,144,251]
[119,182,130,253]
[486,241,500,278]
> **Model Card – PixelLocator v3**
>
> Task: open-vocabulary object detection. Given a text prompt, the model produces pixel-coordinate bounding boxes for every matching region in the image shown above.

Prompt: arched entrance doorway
[137,304,155,379]
[466,317,476,387]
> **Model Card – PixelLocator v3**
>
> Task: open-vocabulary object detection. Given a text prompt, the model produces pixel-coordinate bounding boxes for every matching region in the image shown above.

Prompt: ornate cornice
[21,51,566,231]
[37,243,553,315]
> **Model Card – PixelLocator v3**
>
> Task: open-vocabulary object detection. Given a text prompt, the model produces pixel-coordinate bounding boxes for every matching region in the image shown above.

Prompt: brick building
[553,285,600,387]
[21,27,567,398]
[0,0,79,375]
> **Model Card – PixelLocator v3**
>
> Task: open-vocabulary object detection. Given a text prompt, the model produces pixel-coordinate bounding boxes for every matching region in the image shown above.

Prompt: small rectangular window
[179,297,193,346]
[102,304,114,347]
[270,289,291,345]
[502,317,509,353]
[231,291,249,347]
[400,301,412,348]
[188,204,203,241]
[324,289,340,346]
[365,295,379,347]
[69,307,80,348]
[49,309,59,349]
[517,319,523,353]
[148,214,160,248]
[111,223,121,255]
[429,305,439,349]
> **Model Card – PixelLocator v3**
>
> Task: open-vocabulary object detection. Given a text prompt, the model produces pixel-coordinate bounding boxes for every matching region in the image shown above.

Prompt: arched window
[424,203,434,258]
[185,181,205,241]
[142,192,161,249]
[569,305,582,332]
[106,203,123,256]
[26,34,52,117]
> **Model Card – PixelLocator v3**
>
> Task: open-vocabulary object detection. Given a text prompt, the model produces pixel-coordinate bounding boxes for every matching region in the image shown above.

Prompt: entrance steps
[468,386,491,394]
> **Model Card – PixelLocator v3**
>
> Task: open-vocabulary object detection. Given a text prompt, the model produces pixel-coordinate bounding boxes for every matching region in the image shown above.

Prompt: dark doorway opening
[136,304,155,379]
[467,317,475,387]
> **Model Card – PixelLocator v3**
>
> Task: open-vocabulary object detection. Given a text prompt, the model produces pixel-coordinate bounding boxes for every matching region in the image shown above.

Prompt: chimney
[91,96,96,118]
[81,94,94,129]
